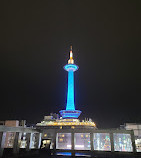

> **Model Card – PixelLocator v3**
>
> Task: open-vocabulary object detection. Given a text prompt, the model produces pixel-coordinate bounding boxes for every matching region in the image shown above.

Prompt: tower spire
[68,46,74,64]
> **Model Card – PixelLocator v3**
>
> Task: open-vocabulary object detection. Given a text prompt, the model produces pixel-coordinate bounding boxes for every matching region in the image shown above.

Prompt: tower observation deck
[59,46,81,119]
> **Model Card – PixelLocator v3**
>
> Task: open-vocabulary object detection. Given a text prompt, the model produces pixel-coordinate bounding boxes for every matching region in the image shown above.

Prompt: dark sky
[1,0,141,128]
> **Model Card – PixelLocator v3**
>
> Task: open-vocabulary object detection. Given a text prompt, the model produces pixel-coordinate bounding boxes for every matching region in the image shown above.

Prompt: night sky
[1,1,141,128]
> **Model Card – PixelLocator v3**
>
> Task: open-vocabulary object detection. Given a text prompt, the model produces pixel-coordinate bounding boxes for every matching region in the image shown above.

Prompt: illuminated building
[34,47,138,156]
[4,120,19,148]
[0,47,139,157]
[36,47,96,128]
[120,123,141,152]
[59,46,81,119]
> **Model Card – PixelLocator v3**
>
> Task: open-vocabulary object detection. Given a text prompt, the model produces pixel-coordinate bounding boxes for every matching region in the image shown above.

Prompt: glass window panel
[74,133,91,150]
[135,138,141,152]
[93,133,111,151]
[5,132,15,148]
[56,133,71,150]
[113,133,133,152]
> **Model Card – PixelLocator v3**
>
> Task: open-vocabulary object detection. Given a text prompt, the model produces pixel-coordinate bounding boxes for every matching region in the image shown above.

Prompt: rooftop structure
[36,118,96,128]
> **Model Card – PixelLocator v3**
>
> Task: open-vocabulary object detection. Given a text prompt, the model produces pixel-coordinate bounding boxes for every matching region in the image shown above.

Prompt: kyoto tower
[59,46,81,119]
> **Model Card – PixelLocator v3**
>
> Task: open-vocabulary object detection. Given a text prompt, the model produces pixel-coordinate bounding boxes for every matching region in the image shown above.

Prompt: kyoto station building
[35,47,140,157]
[0,47,141,157]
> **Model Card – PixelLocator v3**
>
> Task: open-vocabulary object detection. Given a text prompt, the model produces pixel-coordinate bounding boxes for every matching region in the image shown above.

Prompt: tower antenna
[68,45,74,64]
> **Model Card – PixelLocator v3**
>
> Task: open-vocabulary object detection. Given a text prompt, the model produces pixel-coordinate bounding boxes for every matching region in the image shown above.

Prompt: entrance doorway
[41,139,51,149]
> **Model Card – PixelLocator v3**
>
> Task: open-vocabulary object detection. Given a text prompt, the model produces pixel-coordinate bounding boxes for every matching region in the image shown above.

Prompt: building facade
[121,123,141,152]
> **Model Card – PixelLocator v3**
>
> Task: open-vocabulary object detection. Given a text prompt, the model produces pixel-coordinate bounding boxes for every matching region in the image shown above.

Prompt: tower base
[59,110,81,119]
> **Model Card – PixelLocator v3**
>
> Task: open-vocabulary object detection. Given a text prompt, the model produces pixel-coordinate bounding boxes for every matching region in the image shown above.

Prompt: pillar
[71,132,75,156]
[131,130,136,153]
[0,132,6,157]
[53,132,56,150]
[71,132,74,150]
[13,132,21,154]
[110,132,114,152]
[26,133,32,151]
[35,133,41,149]
[90,132,94,151]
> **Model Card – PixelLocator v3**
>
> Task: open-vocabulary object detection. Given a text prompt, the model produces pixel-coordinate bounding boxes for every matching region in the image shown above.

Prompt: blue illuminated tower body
[59,47,81,119]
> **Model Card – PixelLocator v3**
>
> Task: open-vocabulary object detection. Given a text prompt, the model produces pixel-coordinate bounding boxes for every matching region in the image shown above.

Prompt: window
[135,138,141,152]
[56,133,71,149]
[74,133,91,150]
[113,133,133,152]
[93,133,111,151]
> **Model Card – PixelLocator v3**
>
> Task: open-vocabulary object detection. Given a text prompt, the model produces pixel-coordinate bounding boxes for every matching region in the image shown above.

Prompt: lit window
[74,133,91,150]
[113,133,133,152]
[44,134,47,137]
[59,138,63,142]
[93,133,111,151]
[56,133,71,150]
